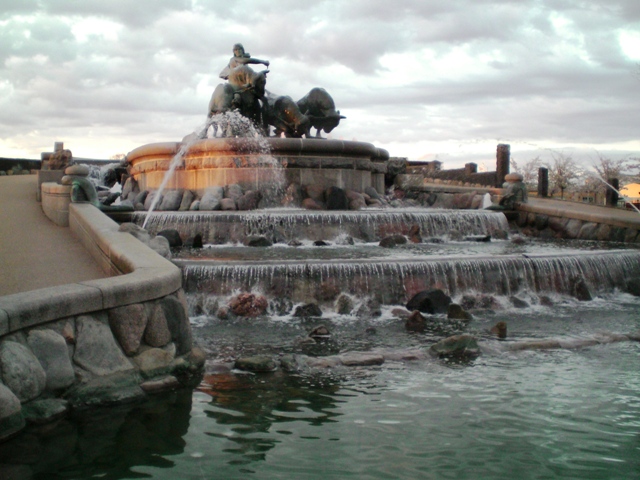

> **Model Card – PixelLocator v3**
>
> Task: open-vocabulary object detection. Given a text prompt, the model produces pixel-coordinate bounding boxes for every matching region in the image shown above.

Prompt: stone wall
[0,203,204,442]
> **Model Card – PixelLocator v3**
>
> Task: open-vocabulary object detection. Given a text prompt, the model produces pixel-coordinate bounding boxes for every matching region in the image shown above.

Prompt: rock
[379,234,407,248]
[144,303,173,347]
[0,383,24,441]
[283,183,303,208]
[349,198,366,210]
[224,183,244,201]
[405,310,427,332]
[335,294,355,314]
[460,295,477,310]
[490,321,507,339]
[464,235,491,242]
[313,240,330,246]
[626,278,640,297]
[199,186,224,210]
[158,190,183,211]
[539,295,554,307]
[509,296,529,308]
[244,235,273,247]
[118,222,151,244]
[143,191,162,211]
[228,293,268,317]
[108,304,148,356]
[149,235,171,259]
[132,348,174,374]
[74,315,134,376]
[288,239,303,247]
[364,186,382,201]
[219,198,237,210]
[21,398,68,425]
[179,190,195,211]
[429,334,480,359]
[339,353,384,366]
[234,356,277,373]
[293,303,323,318]
[133,190,148,208]
[237,190,262,210]
[61,322,75,344]
[447,304,473,321]
[161,295,193,356]
[355,297,382,318]
[302,198,323,210]
[304,184,325,203]
[571,277,593,301]
[26,330,75,391]
[189,199,200,210]
[408,224,422,243]
[406,289,452,314]
[0,341,46,402]
[391,307,411,319]
[308,325,331,338]
[157,229,183,248]
[186,233,204,248]
[335,235,355,246]
[140,375,181,393]
[325,186,349,210]
[64,372,145,407]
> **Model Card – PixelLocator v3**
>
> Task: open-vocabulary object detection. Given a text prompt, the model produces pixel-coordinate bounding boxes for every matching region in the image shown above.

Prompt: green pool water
[3,295,639,479]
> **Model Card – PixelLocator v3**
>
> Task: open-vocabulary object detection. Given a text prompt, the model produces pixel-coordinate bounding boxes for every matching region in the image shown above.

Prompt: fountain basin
[127,137,389,195]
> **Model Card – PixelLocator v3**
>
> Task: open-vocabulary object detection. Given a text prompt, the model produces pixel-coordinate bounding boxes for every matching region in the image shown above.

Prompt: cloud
[0,0,638,166]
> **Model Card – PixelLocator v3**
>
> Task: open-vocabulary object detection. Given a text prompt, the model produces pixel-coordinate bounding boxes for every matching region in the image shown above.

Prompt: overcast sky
[1,0,639,169]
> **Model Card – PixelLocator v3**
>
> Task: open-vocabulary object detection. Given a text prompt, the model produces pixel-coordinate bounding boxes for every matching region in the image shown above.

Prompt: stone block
[73,315,134,376]
[0,340,46,402]
[27,330,75,391]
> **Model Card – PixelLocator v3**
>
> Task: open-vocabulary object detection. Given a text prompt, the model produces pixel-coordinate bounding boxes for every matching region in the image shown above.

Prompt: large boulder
[157,229,183,248]
[27,330,75,391]
[0,383,24,441]
[158,190,184,211]
[325,186,349,210]
[406,289,452,314]
[0,341,46,402]
[73,315,134,376]
[199,186,224,210]
[144,303,173,347]
[108,304,148,356]
[161,295,193,356]
[228,293,268,317]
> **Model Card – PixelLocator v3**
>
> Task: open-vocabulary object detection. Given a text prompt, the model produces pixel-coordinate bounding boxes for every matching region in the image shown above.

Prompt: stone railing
[0,203,204,442]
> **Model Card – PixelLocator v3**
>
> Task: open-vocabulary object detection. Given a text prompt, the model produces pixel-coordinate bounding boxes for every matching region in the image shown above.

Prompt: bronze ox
[264,92,311,138]
[297,87,346,138]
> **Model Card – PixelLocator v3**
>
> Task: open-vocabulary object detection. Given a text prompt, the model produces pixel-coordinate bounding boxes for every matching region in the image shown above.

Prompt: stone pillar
[538,167,549,198]
[496,144,510,187]
[465,163,477,175]
[605,178,619,207]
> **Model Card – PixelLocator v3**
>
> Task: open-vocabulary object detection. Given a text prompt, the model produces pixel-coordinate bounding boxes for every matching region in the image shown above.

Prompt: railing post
[538,167,549,198]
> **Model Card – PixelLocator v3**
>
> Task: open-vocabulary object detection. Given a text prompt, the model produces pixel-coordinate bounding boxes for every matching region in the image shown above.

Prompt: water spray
[590,174,640,216]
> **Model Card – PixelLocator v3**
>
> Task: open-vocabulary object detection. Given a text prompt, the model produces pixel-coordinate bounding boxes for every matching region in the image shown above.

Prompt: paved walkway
[0,175,106,296]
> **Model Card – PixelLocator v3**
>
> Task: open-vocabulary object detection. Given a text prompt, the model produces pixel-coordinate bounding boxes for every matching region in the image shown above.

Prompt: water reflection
[0,390,193,480]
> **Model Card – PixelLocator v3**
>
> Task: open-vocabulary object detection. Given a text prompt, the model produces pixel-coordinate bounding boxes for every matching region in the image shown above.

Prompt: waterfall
[176,250,640,304]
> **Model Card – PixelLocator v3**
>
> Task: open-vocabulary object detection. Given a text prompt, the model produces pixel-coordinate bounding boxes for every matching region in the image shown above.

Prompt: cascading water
[141,111,284,229]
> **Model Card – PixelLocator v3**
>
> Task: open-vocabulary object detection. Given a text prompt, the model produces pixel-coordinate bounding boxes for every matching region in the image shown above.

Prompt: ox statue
[297,87,346,138]
[206,65,269,137]
[264,92,311,138]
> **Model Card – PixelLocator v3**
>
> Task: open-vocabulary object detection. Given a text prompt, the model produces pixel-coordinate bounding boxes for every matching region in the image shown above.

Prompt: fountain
[6,43,640,479]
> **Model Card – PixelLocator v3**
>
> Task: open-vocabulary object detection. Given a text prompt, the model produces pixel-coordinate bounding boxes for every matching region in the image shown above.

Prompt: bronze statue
[297,88,346,138]
[219,43,270,80]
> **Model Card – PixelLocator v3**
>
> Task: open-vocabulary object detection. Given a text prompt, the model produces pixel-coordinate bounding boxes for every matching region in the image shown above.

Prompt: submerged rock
[235,356,277,373]
[293,303,323,318]
[490,321,507,339]
[379,234,407,248]
[429,335,480,359]
[447,304,473,321]
[405,311,427,333]
[244,235,273,247]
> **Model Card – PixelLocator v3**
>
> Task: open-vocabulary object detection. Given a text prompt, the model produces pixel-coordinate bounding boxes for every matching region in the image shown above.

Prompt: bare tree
[511,156,541,188]
[544,152,584,199]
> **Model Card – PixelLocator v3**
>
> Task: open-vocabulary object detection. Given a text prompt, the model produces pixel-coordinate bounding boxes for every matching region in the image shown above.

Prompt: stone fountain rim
[127,137,389,161]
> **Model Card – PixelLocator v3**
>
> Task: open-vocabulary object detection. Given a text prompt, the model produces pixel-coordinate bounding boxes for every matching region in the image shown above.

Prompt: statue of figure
[219,43,269,80]
[488,173,528,211]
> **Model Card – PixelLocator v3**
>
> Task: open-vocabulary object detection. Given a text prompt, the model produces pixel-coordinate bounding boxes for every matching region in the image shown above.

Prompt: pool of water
[4,295,640,479]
